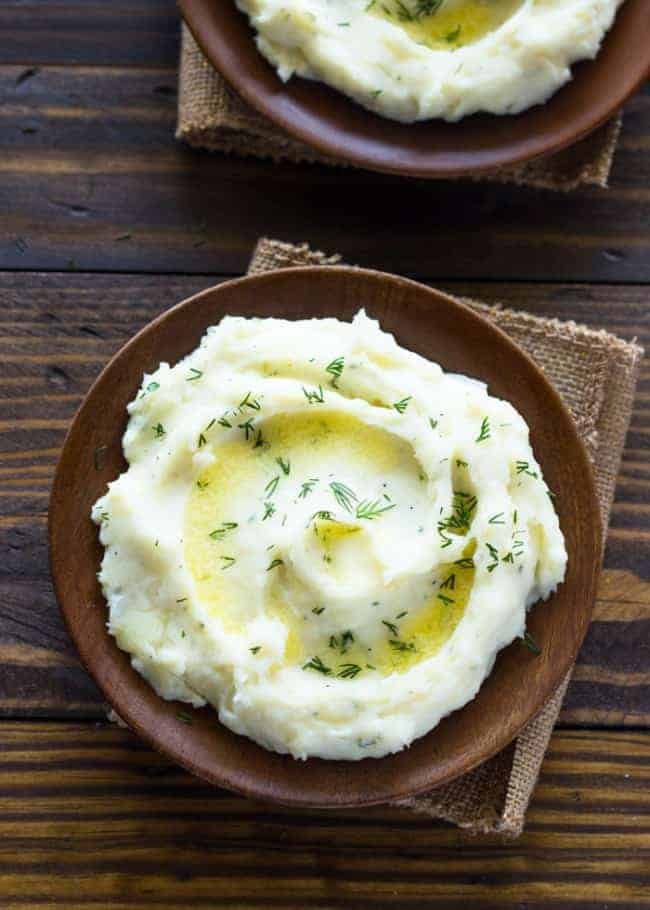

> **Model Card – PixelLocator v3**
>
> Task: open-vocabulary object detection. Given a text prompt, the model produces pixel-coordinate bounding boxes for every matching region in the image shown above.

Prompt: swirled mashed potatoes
[93,311,567,760]
[238,0,624,122]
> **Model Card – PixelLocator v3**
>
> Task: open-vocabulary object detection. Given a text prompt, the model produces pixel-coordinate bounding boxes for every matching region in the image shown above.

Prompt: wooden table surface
[2,2,649,907]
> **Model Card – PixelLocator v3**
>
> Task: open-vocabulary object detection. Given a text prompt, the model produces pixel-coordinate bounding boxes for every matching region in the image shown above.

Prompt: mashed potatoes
[237,0,624,122]
[92,310,567,760]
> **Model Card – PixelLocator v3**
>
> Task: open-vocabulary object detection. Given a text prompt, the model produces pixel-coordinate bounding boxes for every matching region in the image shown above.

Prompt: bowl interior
[179,0,650,177]
[49,268,601,807]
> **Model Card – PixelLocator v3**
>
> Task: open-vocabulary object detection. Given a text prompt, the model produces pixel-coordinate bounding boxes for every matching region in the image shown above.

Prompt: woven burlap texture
[249,236,643,835]
[177,25,622,191]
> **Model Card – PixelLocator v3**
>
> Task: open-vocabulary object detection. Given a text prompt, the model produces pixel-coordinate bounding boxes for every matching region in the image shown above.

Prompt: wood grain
[2,0,649,902]
[0,723,648,908]
[1,0,180,66]
[0,273,647,724]
[0,60,648,280]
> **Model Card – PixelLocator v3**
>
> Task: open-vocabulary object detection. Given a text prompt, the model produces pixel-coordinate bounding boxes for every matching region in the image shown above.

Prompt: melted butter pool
[184,411,476,679]
[372,0,524,49]
[306,541,476,676]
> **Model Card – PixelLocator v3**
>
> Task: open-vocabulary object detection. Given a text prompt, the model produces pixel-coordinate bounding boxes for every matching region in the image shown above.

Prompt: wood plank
[0,723,648,909]
[0,273,648,724]
[1,0,179,66]
[1,64,649,281]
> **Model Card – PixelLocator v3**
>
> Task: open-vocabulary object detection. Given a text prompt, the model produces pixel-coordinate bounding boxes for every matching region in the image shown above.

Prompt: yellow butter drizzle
[184,411,419,662]
[184,409,474,677]
[373,0,523,49]
[313,544,475,676]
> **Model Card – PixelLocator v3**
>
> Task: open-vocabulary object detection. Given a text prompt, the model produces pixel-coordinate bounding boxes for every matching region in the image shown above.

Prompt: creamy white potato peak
[93,311,567,760]
[238,0,624,122]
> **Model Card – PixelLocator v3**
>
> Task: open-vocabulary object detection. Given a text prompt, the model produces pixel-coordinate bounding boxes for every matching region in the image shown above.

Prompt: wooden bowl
[49,268,601,807]
[179,0,650,178]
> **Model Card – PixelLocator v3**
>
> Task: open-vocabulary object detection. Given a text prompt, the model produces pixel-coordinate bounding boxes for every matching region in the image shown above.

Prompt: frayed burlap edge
[177,25,622,191]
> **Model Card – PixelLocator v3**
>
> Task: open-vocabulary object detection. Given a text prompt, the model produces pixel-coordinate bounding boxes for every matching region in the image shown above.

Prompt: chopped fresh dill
[389,639,416,653]
[209,522,238,540]
[239,391,261,411]
[429,417,438,430]
[238,418,254,440]
[516,460,538,478]
[396,611,408,619]
[356,499,396,520]
[299,477,319,498]
[253,429,268,450]
[440,573,456,590]
[265,475,280,496]
[476,417,491,443]
[220,556,236,570]
[338,663,362,678]
[456,459,468,468]
[437,592,454,606]
[512,534,525,557]
[303,656,332,675]
[197,433,207,448]
[141,381,160,397]
[176,710,193,724]
[488,512,505,525]
[395,0,413,20]
[312,606,325,615]
[262,501,276,521]
[311,510,336,523]
[454,557,475,569]
[218,414,232,428]
[187,367,203,381]
[382,620,399,637]
[176,597,187,603]
[276,456,291,475]
[249,646,261,655]
[521,631,541,656]
[205,418,216,431]
[325,356,345,388]
[303,384,325,404]
[445,24,461,42]
[393,396,412,414]
[330,481,358,512]
[438,490,477,538]
[152,423,165,438]
[486,543,499,572]
[414,0,443,17]
[329,630,354,654]
[267,558,284,571]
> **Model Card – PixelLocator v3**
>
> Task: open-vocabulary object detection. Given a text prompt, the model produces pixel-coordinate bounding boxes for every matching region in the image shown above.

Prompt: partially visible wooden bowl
[179,0,650,177]
[49,267,601,807]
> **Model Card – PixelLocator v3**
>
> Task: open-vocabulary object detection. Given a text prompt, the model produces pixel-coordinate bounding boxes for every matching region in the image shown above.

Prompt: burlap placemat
[247,236,643,835]
[177,24,622,191]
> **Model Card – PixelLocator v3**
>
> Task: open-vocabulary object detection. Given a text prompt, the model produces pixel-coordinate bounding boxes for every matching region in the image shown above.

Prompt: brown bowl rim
[178,0,650,178]
[49,266,602,807]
